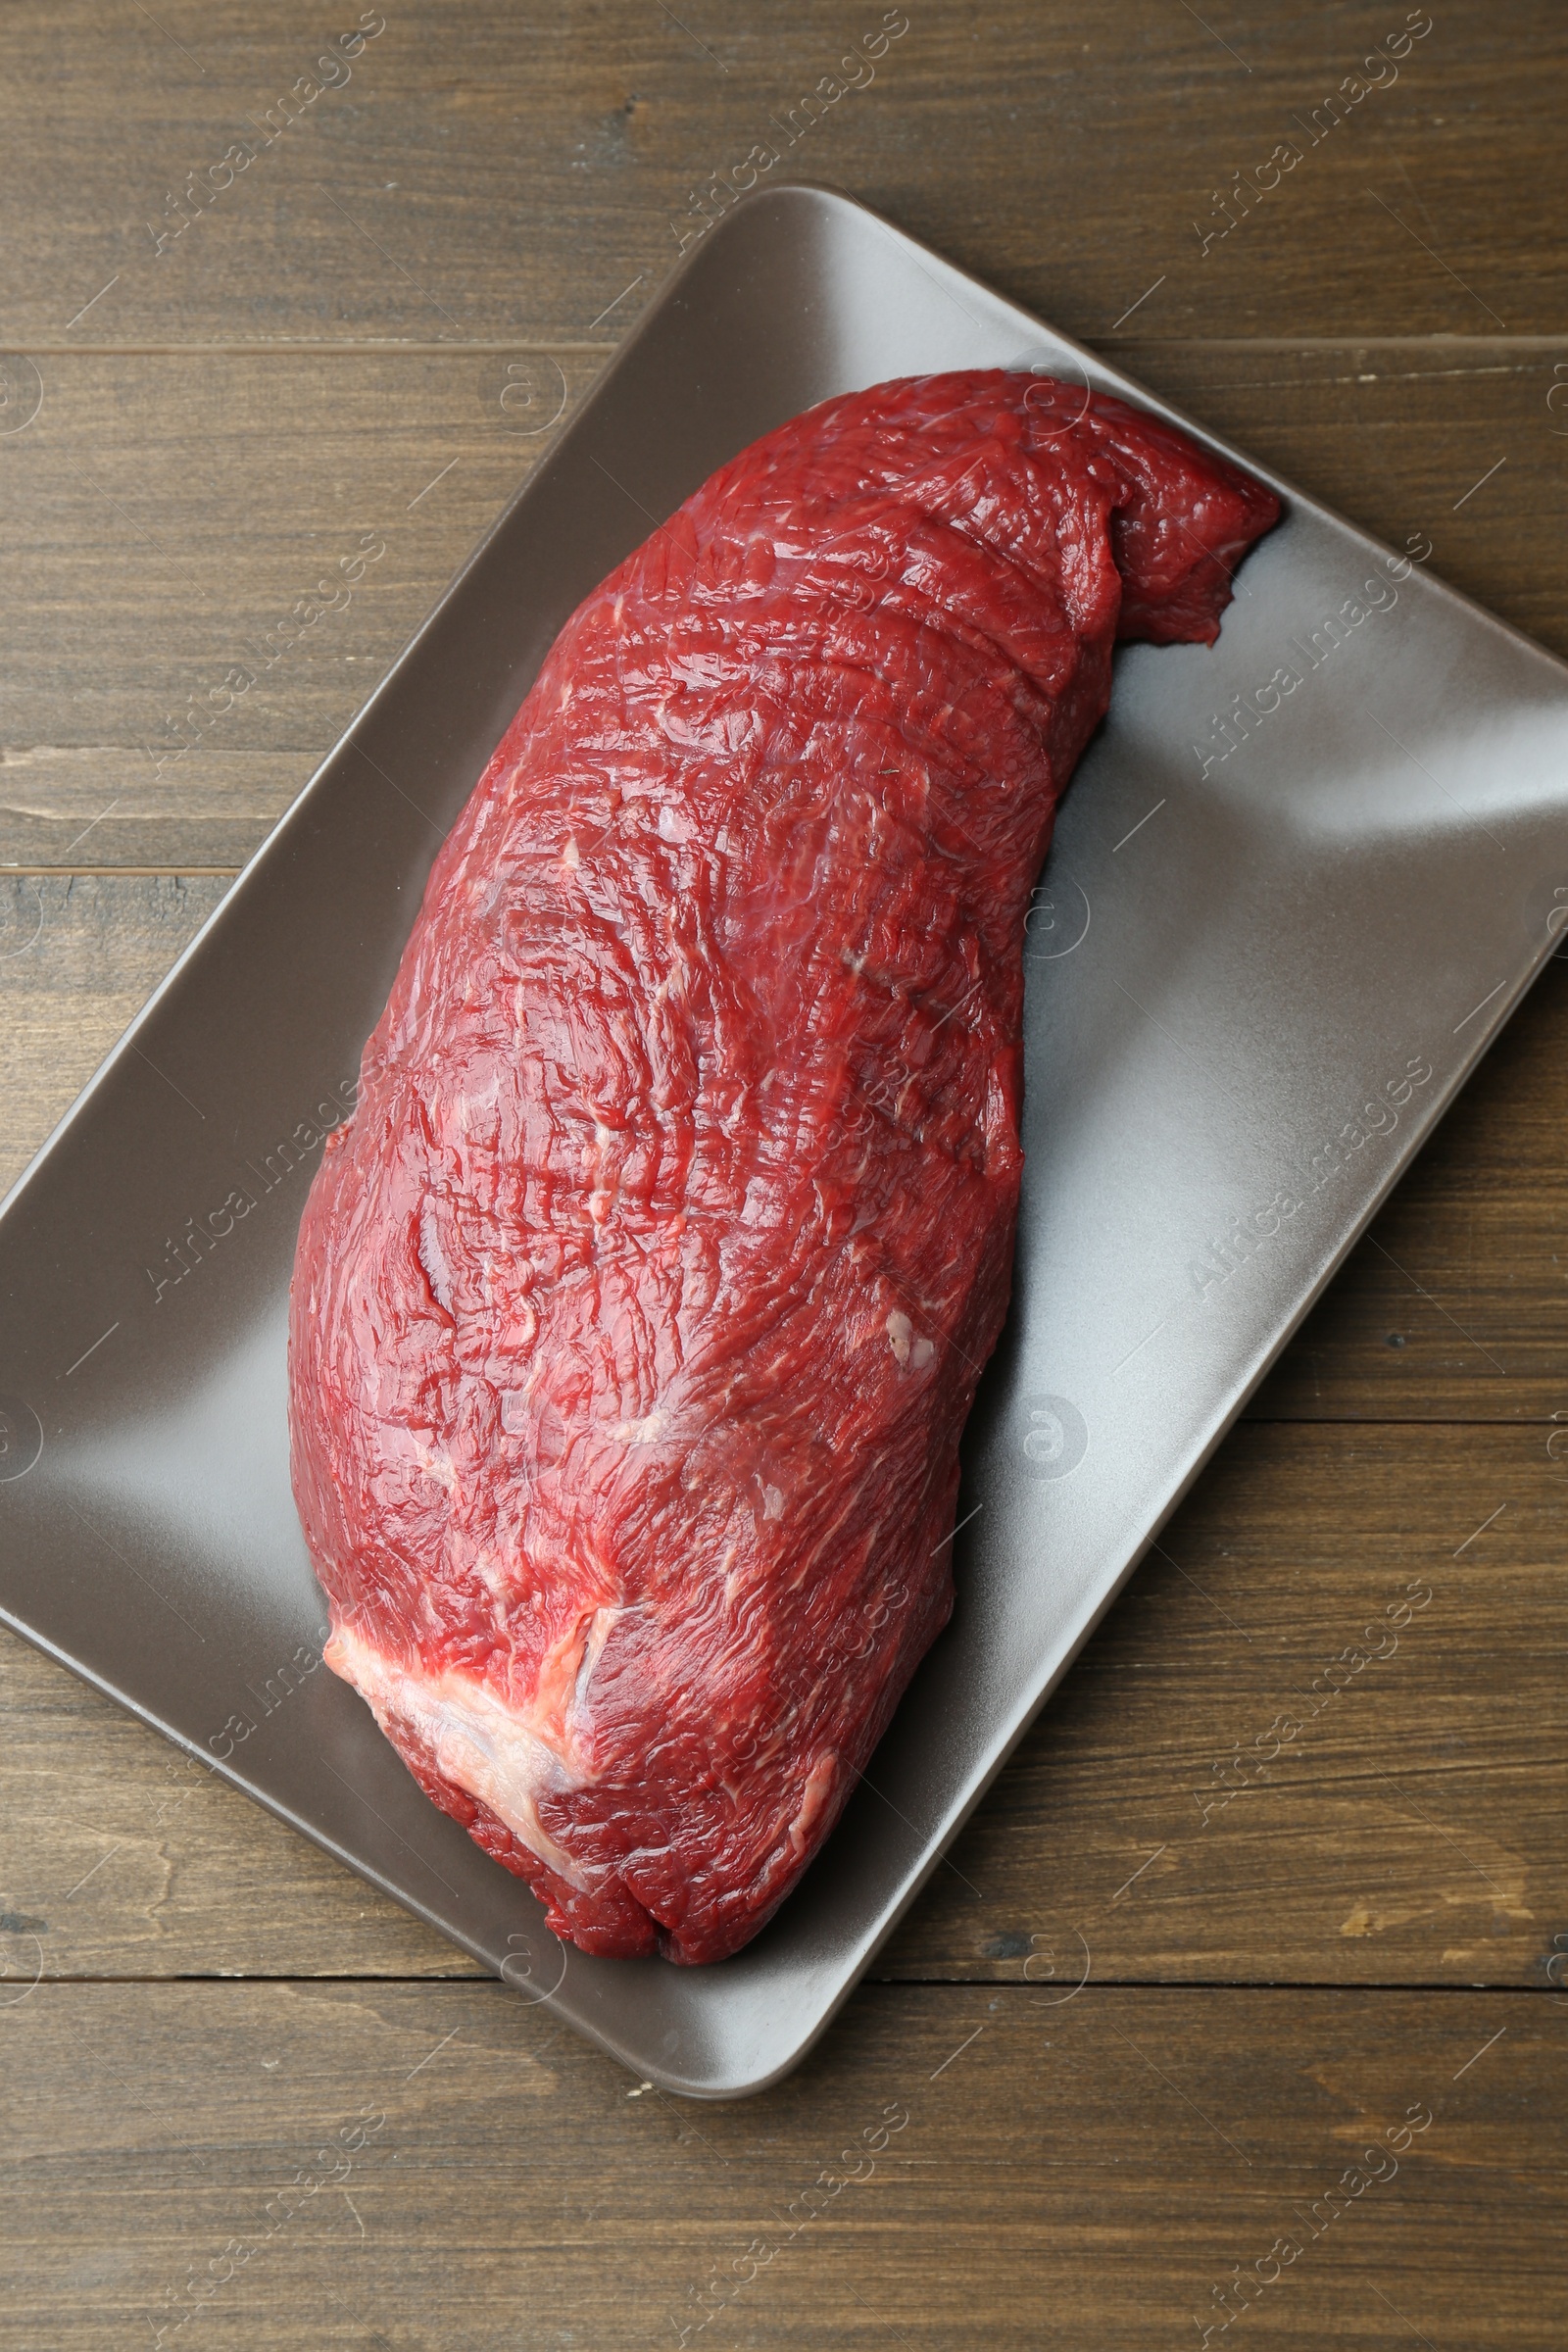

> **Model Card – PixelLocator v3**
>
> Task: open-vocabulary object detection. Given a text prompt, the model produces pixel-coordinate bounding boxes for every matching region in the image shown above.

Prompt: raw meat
[288,371,1279,1963]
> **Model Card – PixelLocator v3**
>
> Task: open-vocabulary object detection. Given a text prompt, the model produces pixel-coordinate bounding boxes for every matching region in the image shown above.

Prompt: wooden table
[2,5,1564,2344]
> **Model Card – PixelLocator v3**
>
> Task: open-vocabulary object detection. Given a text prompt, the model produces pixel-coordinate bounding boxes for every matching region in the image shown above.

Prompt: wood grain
[1,0,1562,347]
[4,1420,1561,1987]
[1,1980,1558,2350]
[1257,951,1568,1422]
[0,874,228,1197]
[3,340,1564,867]
[885,1420,1568,1985]
[0,351,590,868]
[4,3,1566,2340]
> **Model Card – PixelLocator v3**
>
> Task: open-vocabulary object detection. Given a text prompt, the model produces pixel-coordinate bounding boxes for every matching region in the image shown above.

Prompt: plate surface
[4,187,1567,2098]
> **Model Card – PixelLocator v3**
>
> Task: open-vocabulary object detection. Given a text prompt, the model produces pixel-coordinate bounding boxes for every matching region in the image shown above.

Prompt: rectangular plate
[4,186,1567,2098]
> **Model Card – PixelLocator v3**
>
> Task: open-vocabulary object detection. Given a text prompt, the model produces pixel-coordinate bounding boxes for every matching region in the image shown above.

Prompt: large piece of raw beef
[289,371,1279,1962]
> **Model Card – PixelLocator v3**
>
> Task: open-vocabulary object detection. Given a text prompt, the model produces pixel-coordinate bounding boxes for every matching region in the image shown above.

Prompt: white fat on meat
[325,1614,618,1893]
[787,1750,839,1858]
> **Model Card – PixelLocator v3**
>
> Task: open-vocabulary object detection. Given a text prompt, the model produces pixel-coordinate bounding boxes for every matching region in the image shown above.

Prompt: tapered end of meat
[1084,389,1283,644]
[289,367,1282,1966]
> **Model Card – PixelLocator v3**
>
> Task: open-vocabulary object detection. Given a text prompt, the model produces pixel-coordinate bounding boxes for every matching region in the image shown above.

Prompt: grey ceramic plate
[4,186,1567,2098]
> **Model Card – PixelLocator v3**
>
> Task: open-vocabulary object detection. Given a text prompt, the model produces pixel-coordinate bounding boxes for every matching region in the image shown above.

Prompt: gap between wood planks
[9,1971,1548,1991]
[0,866,243,877]
[18,333,1567,356]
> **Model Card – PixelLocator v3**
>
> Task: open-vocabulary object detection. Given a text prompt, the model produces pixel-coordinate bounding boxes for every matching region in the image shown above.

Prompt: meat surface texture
[288,371,1279,1963]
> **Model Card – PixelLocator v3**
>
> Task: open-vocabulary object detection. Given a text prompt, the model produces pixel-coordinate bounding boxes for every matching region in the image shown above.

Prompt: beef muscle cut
[288,371,1279,1963]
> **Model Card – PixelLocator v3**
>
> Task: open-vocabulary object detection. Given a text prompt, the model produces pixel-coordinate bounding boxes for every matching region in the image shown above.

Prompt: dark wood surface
[2,5,1565,2345]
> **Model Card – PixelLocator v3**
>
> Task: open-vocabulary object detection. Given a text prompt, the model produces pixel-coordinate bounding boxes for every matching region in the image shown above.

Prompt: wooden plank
[5,3,1560,2336]
[1,1,1561,348]
[0,1631,477,1982]
[0,873,228,1198]
[884,1418,1568,1984]
[0,1980,1557,2349]
[0,350,594,869]
[3,338,1564,869]
[1256,954,1568,1419]
[4,1420,1561,1987]
[1114,335,1568,659]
